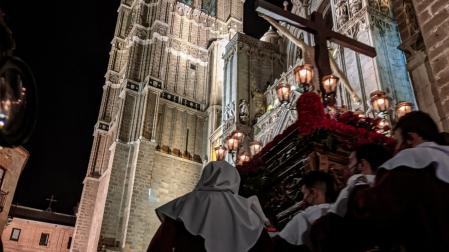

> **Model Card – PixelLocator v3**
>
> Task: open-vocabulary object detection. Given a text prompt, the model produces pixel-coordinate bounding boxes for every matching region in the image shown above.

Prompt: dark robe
[272,236,310,252]
[148,217,273,252]
[309,185,377,252]
[352,166,449,252]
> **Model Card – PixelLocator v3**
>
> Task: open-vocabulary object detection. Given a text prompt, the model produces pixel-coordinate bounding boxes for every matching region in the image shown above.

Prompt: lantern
[249,141,263,156]
[214,145,227,161]
[321,75,339,94]
[396,101,412,119]
[238,152,251,164]
[294,64,314,91]
[232,130,245,142]
[276,81,291,104]
[225,136,239,152]
[370,90,390,113]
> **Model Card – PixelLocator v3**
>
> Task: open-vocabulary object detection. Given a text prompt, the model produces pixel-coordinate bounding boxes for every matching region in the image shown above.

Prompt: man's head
[393,111,439,152]
[349,144,392,175]
[300,171,335,205]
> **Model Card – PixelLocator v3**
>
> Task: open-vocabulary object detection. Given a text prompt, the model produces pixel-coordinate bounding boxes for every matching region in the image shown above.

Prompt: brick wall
[3,218,73,252]
[0,147,28,232]
[71,177,100,252]
[393,0,449,129]
[415,0,449,128]
[122,151,202,251]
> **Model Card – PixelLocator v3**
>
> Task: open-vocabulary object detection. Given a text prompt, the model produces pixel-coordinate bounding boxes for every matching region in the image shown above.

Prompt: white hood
[380,142,449,183]
[156,161,268,252]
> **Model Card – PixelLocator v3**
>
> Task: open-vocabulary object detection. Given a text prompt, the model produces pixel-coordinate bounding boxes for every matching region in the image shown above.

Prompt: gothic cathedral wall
[72,0,245,251]
[332,0,416,111]
[392,0,449,130]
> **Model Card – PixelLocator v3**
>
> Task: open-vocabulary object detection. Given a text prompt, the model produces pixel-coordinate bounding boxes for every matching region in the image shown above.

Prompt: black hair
[438,132,449,146]
[355,143,392,172]
[301,171,336,203]
[394,111,440,143]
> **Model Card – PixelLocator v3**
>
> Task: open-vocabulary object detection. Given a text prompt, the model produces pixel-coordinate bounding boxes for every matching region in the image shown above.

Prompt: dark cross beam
[255,0,376,79]
[45,195,57,212]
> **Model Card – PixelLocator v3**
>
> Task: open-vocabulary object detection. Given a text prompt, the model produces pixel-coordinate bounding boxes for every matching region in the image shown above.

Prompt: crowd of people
[147,111,449,252]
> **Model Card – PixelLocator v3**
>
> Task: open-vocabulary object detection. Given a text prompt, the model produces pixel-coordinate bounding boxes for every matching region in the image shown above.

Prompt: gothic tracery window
[202,0,217,16]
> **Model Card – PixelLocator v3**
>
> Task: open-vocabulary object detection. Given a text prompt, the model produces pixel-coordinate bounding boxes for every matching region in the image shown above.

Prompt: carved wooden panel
[240,129,350,228]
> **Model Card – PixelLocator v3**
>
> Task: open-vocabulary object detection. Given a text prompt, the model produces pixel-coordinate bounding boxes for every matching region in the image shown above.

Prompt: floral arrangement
[296,92,395,149]
[238,92,396,225]
[296,92,325,135]
[238,92,396,173]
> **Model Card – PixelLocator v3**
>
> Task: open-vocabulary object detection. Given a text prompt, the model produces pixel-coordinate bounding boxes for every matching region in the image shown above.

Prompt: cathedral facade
[71,0,244,251]
[71,0,447,251]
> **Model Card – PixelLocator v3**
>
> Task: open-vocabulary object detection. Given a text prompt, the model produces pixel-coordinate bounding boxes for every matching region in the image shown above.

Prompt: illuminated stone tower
[71,0,244,251]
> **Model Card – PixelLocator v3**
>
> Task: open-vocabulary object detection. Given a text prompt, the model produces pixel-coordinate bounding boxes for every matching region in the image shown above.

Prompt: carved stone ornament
[114,40,124,50]
[239,99,250,124]
[349,0,363,16]
[192,9,201,22]
[368,0,380,9]
[134,28,147,40]
[253,90,267,119]
[223,101,236,130]
[344,16,368,37]
[368,0,390,16]
[371,15,391,34]
[379,0,390,15]
[291,0,302,7]
[336,1,349,28]
[403,0,419,37]
[177,5,185,16]
[154,22,168,36]
[108,73,120,84]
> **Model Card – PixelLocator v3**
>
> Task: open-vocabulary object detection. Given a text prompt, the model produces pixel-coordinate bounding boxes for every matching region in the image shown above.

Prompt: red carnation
[297,93,325,135]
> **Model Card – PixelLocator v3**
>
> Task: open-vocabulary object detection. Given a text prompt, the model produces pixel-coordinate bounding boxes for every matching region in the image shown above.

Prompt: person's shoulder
[347,174,365,185]
[375,164,432,187]
[303,204,331,218]
[290,210,307,221]
[347,174,375,187]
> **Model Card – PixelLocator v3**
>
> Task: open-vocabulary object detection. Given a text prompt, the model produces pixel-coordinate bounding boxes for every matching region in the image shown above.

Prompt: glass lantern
[225,136,239,152]
[238,152,251,165]
[396,101,412,119]
[249,141,262,156]
[276,81,291,104]
[232,130,245,142]
[294,64,314,91]
[321,75,339,94]
[370,90,390,113]
[214,145,227,161]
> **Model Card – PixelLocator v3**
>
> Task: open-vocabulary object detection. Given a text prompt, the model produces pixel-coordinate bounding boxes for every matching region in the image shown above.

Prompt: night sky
[0,0,285,214]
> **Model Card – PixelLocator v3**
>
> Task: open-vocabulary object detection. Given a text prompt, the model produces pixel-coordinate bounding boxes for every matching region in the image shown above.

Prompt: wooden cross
[45,195,57,212]
[255,0,376,79]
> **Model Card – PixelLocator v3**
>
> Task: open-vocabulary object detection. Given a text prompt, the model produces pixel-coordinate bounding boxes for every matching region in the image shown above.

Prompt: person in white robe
[275,171,336,251]
[330,143,391,217]
[350,111,449,251]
